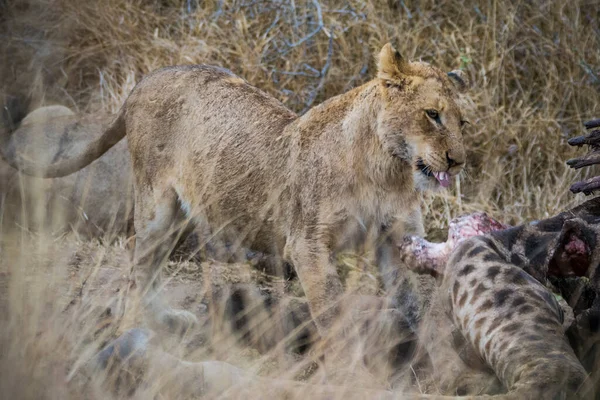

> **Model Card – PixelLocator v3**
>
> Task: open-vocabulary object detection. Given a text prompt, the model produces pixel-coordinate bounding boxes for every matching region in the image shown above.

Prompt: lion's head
[375,43,470,191]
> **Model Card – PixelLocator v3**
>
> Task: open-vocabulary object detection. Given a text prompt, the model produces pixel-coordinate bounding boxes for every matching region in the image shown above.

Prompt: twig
[285,0,323,48]
[212,0,224,20]
[262,11,281,39]
[301,34,333,114]
[276,70,320,78]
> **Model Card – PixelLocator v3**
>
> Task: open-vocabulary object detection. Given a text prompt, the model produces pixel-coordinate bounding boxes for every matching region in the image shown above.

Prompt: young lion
[1,43,471,337]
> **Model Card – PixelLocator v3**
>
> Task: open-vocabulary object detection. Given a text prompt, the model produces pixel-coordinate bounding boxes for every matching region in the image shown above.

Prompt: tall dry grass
[0,0,599,398]
[3,0,599,228]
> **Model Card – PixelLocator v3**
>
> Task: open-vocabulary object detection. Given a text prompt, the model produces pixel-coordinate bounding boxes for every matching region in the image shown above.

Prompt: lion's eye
[425,109,439,119]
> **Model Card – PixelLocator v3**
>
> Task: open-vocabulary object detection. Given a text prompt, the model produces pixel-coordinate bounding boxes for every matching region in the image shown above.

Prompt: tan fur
[2,44,471,335]
[0,106,133,238]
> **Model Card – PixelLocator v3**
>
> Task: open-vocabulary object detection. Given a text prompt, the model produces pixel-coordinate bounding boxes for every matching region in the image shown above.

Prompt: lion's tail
[1,106,126,178]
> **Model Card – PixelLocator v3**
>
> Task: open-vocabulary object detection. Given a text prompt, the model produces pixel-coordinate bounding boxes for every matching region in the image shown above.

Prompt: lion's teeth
[433,171,451,188]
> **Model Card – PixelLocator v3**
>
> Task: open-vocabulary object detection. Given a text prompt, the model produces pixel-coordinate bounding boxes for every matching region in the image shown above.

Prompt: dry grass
[0,0,599,398]
[3,0,599,228]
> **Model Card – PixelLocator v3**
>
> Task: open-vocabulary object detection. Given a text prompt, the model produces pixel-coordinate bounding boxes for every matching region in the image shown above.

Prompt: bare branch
[301,34,333,114]
[284,0,323,48]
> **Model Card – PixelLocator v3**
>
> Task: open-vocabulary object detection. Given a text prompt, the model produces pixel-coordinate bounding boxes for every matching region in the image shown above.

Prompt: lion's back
[123,65,298,243]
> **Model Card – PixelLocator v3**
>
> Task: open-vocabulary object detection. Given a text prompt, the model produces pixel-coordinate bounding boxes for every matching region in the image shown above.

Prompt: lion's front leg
[404,206,425,237]
[376,206,425,296]
[287,234,344,335]
[287,233,386,385]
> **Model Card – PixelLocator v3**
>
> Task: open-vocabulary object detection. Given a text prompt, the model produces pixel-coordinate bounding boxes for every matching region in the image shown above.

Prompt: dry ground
[0,0,599,398]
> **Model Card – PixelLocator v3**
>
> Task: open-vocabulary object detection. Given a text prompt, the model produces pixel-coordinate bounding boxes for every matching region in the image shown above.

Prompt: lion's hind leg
[131,186,198,335]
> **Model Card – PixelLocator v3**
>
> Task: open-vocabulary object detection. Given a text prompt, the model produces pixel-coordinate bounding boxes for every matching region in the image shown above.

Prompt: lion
[1,43,471,340]
[0,104,133,238]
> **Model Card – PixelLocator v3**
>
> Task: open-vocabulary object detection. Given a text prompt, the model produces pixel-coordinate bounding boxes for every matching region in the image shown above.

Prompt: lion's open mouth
[416,158,451,188]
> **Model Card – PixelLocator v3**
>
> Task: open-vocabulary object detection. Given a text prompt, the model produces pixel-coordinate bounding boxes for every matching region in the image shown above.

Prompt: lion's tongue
[433,171,451,188]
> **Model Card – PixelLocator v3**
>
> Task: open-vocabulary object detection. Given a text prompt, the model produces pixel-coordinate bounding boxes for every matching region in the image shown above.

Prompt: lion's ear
[377,42,409,80]
[447,70,470,93]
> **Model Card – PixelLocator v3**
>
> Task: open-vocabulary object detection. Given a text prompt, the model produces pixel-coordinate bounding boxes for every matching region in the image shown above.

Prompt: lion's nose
[446,151,464,169]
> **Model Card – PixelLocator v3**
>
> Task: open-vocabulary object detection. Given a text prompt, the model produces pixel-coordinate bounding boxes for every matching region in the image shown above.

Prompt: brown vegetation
[0,0,599,398]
